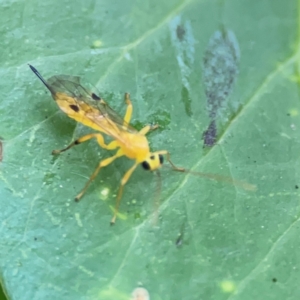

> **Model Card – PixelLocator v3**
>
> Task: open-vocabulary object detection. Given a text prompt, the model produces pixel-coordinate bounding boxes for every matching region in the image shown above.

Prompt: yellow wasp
[29,65,254,224]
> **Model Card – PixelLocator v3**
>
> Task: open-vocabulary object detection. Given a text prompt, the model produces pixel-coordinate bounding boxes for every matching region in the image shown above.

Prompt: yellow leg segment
[75,150,123,202]
[52,133,117,154]
[139,124,159,136]
[123,93,133,124]
[110,162,139,225]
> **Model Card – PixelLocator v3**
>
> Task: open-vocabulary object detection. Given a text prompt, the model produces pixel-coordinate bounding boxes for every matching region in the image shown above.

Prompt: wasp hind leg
[52,133,117,155]
[52,133,121,202]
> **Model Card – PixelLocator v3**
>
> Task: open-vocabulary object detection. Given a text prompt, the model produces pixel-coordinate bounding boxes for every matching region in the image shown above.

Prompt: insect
[29,65,189,224]
[29,65,255,224]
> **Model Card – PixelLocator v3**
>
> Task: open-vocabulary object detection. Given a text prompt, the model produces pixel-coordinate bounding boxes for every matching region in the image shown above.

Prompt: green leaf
[1,0,299,299]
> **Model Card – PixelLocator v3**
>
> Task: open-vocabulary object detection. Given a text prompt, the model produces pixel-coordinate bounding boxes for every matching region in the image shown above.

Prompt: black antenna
[28,64,51,91]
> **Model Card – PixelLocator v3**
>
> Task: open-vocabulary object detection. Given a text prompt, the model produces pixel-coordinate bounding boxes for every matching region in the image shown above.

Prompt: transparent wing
[47,75,138,137]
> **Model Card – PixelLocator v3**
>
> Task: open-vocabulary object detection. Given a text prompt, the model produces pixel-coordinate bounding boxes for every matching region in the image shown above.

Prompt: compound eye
[141,161,150,170]
[159,154,164,165]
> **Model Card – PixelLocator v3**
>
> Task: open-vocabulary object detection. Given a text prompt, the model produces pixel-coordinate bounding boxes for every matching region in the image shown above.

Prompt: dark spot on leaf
[295,185,299,189]
[175,235,183,247]
[150,155,154,160]
[272,278,277,282]
[202,120,217,147]
[287,113,290,116]
[202,29,240,146]
[69,104,79,112]
[176,25,185,41]
[181,86,192,117]
[91,93,101,100]
[34,237,37,241]
[176,222,186,247]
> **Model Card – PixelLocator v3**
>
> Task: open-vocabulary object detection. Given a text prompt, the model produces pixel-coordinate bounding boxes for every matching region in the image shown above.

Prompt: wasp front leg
[139,124,159,136]
[75,149,124,202]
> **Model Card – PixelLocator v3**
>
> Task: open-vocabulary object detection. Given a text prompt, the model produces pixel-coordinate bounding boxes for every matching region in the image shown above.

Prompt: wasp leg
[52,133,118,155]
[139,124,159,136]
[123,93,133,125]
[75,149,123,202]
[110,162,139,225]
